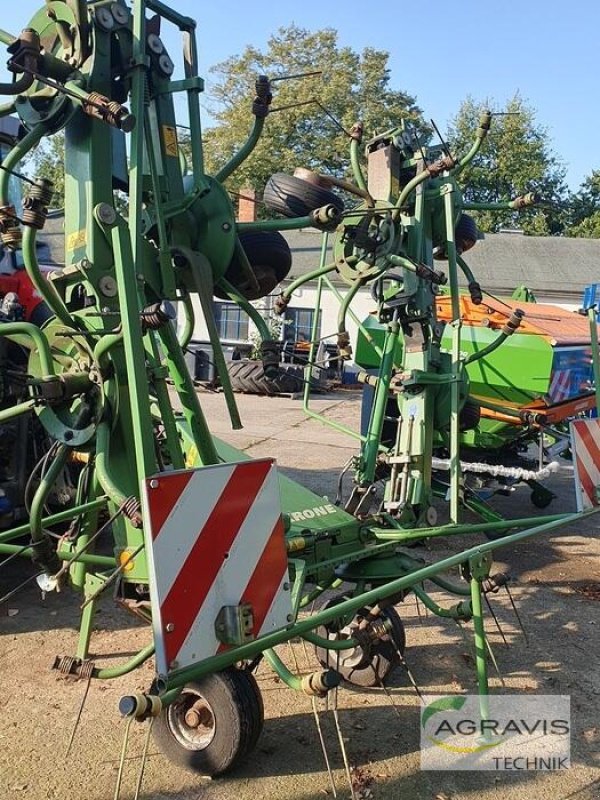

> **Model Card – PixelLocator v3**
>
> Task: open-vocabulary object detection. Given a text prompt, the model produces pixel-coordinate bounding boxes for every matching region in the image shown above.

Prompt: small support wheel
[152,667,264,776]
[530,488,554,509]
[313,596,406,687]
[263,172,344,218]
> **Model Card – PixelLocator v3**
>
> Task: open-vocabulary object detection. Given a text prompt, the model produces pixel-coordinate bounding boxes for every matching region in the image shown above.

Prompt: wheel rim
[167,688,217,751]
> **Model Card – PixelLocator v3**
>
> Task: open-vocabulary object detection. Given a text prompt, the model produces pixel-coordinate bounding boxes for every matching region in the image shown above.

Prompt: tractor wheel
[215,230,292,301]
[263,172,344,219]
[153,668,264,776]
[227,359,304,396]
[459,400,481,431]
[313,597,406,688]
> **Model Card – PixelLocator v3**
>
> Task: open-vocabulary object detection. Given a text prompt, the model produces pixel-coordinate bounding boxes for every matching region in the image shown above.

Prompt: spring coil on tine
[22,197,48,230]
[122,496,143,527]
[0,205,22,248]
[29,177,54,206]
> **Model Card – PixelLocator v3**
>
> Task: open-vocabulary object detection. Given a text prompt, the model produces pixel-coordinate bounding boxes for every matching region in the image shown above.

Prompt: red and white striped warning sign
[141,459,291,676]
[570,418,600,511]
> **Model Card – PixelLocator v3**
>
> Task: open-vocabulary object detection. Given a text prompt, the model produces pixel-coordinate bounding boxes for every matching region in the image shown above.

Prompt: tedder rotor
[0,0,598,789]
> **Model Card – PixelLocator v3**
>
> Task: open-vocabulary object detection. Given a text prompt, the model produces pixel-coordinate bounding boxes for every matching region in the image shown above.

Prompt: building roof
[281,228,600,302]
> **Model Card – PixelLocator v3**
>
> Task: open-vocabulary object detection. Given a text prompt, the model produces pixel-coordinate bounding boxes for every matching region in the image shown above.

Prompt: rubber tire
[263,172,344,219]
[152,668,264,776]
[227,359,304,396]
[215,230,292,301]
[455,213,479,254]
[459,400,481,431]
[314,597,406,688]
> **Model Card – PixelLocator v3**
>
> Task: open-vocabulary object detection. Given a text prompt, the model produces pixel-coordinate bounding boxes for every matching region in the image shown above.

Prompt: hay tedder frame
[0,0,598,788]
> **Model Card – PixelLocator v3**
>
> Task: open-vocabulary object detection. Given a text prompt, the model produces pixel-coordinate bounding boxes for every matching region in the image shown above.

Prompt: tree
[197,26,428,197]
[565,171,600,237]
[447,94,568,235]
[25,130,65,209]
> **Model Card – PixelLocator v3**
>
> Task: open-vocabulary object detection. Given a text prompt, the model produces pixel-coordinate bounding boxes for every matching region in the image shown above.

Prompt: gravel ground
[0,391,599,800]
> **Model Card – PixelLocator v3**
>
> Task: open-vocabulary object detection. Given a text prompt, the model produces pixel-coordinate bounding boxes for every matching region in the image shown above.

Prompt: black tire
[228,359,304,395]
[153,668,264,776]
[313,597,406,688]
[215,230,292,301]
[455,213,479,254]
[459,400,481,431]
[263,172,344,219]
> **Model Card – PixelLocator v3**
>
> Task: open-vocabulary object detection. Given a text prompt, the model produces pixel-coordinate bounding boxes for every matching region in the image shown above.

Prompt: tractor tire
[152,668,264,776]
[227,359,304,396]
[263,172,344,219]
[215,230,292,301]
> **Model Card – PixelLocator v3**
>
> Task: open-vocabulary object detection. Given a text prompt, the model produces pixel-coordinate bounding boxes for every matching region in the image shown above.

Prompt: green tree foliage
[566,171,600,237]
[447,94,567,235]
[25,131,65,209]
[195,26,427,197]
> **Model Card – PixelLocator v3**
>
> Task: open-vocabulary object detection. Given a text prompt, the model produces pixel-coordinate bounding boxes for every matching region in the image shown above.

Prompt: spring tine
[505,585,529,645]
[376,675,403,720]
[455,619,478,665]
[0,571,44,605]
[133,717,155,800]
[393,646,423,700]
[0,542,33,569]
[113,715,135,800]
[289,640,301,675]
[484,594,508,645]
[301,637,312,669]
[484,636,506,687]
[331,685,357,800]
[80,543,145,609]
[65,674,92,757]
[414,592,424,625]
[311,697,337,798]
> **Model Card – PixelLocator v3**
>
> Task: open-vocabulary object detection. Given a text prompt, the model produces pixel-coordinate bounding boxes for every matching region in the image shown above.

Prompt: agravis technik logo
[420,694,570,771]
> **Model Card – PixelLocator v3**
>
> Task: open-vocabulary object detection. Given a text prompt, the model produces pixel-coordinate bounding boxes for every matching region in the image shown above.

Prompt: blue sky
[1,1,595,189]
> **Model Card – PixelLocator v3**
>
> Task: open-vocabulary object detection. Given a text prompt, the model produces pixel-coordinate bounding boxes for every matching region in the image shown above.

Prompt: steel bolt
[283,582,290,591]
[286,614,294,623]
[165,623,175,632]
[149,479,159,489]
[96,203,117,226]
[222,222,232,232]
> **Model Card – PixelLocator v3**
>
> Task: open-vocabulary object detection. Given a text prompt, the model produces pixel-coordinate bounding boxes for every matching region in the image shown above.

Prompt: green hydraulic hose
[456,254,478,286]
[30,444,71,544]
[282,260,337,301]
[94,644,156,680]
[464,331,510,365]
[0,322,55,375]
[452,111,492,177]
[22,226,76,328]
[215,116,265,184]
[263,648,303,691]
[0,498,107,544]
[322,274,383,360]
[95,421,129,507]
[337,278,365,337]
[350,136,368,192]
[218,277,271,341]
[412,584,472,619]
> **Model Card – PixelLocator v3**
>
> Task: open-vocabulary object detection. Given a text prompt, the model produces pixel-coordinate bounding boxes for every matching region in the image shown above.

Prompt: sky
[1,0,596,190]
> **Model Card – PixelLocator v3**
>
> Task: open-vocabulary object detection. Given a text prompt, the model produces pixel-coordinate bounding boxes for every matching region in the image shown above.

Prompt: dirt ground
[0,390,599,800]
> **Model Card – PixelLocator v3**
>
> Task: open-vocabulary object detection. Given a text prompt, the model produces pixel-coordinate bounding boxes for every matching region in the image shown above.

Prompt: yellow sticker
[185,444,198,468]
[67,229,86,251]
[163,125,178,157]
